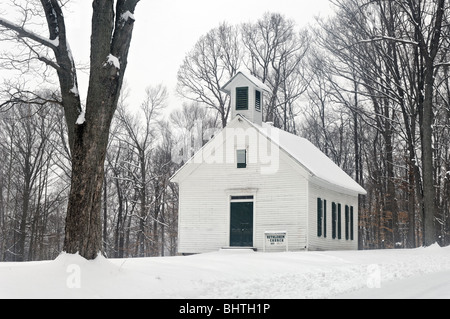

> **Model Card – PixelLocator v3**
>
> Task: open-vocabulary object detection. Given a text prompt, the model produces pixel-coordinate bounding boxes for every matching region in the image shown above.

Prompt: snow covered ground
[1,244,450,299]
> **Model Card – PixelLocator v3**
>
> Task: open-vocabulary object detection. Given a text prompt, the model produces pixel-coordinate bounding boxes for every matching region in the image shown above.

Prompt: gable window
[236,87,249,110]
[255,90,261,112]
[236,149,247,168]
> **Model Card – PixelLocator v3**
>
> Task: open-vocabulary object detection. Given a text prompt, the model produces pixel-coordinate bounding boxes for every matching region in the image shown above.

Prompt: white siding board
[177,141,309,253]
[175,116,361,254]
[307,182,359,251]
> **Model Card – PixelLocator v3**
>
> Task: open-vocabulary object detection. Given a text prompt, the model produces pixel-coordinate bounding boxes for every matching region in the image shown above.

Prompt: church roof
[240,116,367,195]
[170,114,366,196]
[221,70,271,94]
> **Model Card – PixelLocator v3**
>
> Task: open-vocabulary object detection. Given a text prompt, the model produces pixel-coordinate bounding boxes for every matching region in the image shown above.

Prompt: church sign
[264,231,288,251]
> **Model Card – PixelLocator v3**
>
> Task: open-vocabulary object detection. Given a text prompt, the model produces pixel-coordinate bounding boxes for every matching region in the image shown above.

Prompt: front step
[220,247,257,251]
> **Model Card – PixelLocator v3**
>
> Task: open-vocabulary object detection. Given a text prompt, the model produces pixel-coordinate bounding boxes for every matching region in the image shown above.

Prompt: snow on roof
[250,118,366,195]
[170,112,366,195]
[221,70,271,94]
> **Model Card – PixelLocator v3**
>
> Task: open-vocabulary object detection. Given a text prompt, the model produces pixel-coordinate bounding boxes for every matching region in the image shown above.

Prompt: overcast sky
[5,0,334,113]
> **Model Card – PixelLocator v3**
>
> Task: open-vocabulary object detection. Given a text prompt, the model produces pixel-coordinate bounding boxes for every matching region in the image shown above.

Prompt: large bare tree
[315,0,449,247]
[177,22,241,128]
[242,12,310,128]
[0,0,140,259]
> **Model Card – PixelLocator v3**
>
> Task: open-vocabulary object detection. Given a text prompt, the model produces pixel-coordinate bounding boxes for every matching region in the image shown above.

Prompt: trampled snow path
[1,244,450,299]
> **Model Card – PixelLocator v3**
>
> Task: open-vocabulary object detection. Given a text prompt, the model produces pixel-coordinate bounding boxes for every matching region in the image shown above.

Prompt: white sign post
[263,231,288,252]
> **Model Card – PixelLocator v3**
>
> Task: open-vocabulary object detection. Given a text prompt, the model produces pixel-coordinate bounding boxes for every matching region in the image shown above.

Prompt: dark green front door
[230,202,253,247]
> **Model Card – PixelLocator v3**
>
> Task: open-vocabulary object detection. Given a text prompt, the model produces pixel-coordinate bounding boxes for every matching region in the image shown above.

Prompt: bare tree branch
[0,16,59,50]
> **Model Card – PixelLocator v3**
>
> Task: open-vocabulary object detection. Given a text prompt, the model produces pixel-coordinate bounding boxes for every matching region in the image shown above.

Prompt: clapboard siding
[174,72,365,254]
[176,122,309,253]
[174,115,363,254]
[307,182,359,251]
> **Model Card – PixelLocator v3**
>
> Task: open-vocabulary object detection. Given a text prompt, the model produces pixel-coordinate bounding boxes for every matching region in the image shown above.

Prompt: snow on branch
[121,11,135,22]
[358,35,419,46]
[104,54,121,69]
[75,111,85,125]
[0,17,59,50]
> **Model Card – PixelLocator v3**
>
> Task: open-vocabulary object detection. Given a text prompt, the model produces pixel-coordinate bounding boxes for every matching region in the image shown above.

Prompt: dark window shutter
[350,206,354,240]
[317,198,322,237]
[255,90,261,111]
[338,203,342,239]
[332,202,336,239]
[345,205,349,240]
[323,200,327,238]
[236,87,249,110]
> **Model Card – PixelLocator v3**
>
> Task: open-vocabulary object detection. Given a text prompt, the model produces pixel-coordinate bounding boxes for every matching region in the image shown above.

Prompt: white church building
[170,71,366,254]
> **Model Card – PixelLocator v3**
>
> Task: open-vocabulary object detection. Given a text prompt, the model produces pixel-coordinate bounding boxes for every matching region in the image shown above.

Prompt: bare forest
[1,0,449,261]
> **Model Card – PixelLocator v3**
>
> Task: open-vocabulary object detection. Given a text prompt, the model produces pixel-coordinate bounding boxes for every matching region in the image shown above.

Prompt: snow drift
[1,244,450,299]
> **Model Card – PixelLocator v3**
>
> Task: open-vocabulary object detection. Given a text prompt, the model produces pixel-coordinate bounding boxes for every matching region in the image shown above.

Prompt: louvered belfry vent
[221,71,271,126]
[255,90,261,112]
[236,87,249,110]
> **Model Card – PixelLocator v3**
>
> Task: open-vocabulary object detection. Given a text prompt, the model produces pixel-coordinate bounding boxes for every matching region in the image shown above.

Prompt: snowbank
[1,245,450,299]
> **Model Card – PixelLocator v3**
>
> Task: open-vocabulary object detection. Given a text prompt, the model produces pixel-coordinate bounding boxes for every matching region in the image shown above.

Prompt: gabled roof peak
[221,70,271,94]
[171,114,366,196]
[236,115,367,195]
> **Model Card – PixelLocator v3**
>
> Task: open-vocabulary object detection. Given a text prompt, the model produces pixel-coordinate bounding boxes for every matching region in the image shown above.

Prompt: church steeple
[221,71,271,126]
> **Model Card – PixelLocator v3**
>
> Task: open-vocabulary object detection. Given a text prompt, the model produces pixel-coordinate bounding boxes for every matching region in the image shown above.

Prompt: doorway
[230,201,253,247]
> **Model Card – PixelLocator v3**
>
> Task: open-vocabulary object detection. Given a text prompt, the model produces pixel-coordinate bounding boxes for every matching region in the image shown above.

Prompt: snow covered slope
[1,244,450,299]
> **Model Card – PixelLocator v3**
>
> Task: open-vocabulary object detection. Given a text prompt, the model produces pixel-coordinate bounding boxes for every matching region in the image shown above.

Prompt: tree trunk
[412,0,445,246]
[114,175,124,258]
[103,173,108,253]
[63,122,110,259]
[17,175,30,261]
[421,63,436,246]
[62,0,139,259]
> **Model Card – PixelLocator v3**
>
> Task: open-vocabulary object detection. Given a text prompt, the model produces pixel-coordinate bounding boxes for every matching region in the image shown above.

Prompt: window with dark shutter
[338,203,342,239]
[236,149,246,168]
[255,90,261,112]
[350,206,354,240]
[323,200,327,238]
[317,198,322,237]
[345,205,349,240]
[332,202,337,239]
[236,87,248,110]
